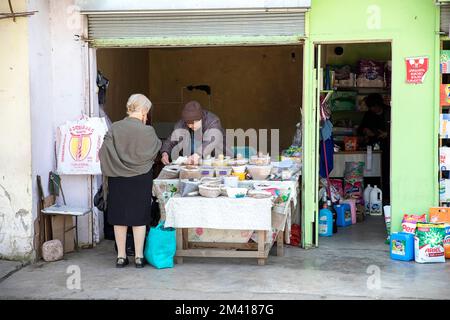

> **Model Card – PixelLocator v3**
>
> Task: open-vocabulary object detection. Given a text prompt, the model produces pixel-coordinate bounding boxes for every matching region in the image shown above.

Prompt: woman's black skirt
[107,170,153,226]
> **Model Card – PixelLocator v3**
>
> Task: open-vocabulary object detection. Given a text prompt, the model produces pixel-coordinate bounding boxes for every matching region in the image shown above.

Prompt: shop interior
[96,45,304,256]
[96,45,303,153]
[317,42,392,244]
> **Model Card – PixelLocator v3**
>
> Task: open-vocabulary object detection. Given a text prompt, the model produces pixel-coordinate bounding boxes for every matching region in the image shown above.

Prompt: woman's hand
[377,130,388,139]
[363,128,375,137]
[161,152,170,165]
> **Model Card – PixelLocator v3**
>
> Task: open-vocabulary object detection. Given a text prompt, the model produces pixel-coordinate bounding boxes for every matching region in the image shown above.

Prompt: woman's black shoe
[116,257,129,268]
[135,257,145,268]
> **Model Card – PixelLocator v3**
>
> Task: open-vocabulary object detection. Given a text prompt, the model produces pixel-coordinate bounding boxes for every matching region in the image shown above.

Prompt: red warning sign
[405,56,429,84]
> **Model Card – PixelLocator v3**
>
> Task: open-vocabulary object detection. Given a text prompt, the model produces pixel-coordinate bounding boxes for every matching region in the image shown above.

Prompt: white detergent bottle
[363,184,373,214]
[369,185,382,216]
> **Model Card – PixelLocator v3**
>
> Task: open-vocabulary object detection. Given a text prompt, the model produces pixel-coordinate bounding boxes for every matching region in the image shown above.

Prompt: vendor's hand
[378,131,388,139]
[188,153,200,165]
[161,152,170,165]
[363,128,375,137]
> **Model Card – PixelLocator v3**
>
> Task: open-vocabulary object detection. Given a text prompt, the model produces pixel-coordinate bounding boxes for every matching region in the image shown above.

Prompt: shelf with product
[439,42,450,206]
[320,83,391,154]
[320,52,391,155]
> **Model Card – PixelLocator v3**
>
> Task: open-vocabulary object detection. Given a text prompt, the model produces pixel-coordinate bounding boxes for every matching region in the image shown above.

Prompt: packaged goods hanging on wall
[56,116,108,175]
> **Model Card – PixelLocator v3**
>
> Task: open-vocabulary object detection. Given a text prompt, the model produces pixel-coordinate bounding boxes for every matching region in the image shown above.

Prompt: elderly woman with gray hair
[99,94,162,268]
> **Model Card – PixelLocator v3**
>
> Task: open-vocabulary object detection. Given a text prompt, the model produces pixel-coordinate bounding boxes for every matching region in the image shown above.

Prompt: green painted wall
[302,0,439,247]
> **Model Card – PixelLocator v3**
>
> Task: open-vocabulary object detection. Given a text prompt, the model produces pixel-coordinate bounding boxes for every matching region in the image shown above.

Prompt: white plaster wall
[1,0,104,261]
[29,0,98,247]
[0,0,34,261]
[29,0,54,223]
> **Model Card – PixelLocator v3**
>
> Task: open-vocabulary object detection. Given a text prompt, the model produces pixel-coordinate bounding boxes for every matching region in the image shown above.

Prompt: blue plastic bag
[144,221,176,269]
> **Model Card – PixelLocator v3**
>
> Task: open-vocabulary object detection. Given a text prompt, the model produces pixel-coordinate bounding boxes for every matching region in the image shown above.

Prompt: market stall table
[153,179,299,265]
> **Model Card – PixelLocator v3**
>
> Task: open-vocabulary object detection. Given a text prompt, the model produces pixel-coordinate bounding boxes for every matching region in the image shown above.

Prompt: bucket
[390,232,414,261]
[319,208,333,237]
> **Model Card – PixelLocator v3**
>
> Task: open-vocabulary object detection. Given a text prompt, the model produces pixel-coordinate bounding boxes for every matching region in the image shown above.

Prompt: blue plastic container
[335,203,352,227]
[319,208,333,237]
[390,232,414,261]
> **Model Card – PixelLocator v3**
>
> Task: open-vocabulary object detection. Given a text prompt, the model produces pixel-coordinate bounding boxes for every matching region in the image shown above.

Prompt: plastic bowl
[273,203,286,214]
[199,184,222,198]
[247,190,273,199]
[199,166,215,177]
[247,165,273,180]
[179,166,201,180]
[215,167,233,177]
[232,172,246,181]
[232,165,246,173]
[226,187,248,198]
[201,158,213,166]
[223,176,239,188]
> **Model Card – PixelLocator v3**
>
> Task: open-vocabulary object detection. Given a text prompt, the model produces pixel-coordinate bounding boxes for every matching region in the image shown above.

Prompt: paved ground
[0,260,25,281]
[1,216,449,300]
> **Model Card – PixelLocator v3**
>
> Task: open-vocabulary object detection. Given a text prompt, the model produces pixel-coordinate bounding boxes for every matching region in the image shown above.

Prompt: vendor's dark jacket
[161,110,227,157]
[357,106,391,146]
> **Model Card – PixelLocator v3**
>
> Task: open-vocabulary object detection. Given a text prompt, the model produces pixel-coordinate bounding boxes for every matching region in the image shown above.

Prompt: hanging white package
[440,179,450,203]
[366,145,372,171]
[56,116,108,175]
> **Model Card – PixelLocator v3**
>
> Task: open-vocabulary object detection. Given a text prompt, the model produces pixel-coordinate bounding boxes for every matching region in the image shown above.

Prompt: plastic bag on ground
[144,221,176,269]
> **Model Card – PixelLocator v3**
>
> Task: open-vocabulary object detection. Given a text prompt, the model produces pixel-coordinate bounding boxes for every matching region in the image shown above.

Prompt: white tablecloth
[164,196,273,231]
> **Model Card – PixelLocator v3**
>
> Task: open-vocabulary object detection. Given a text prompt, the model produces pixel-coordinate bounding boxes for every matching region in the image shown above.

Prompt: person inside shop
[357,93,391,201]
[160,100,226,165]
[99,94,162,268]
[358,93,390,146]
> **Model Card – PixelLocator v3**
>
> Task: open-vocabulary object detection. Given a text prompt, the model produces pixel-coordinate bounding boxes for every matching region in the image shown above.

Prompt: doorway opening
[95,44,304,247]
[315,42,392,248]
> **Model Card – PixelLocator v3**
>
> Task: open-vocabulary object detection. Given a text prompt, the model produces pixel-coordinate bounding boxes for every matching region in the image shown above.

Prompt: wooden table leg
[257,230,266,266]
[277,231,284,257]
[175,228,184,264]
[182,228,189,250]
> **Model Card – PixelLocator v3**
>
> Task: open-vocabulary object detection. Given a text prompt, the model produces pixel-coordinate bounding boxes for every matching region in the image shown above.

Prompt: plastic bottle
[327,200,338,233]
[335,203,352,227]
[366,145,373,171]
[363,184,373,215]
[342,199,357,224]
[369,185,383,215]
[319,203,333,237]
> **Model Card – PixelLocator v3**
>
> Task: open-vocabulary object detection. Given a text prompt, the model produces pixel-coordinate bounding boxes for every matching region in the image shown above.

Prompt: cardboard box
[51,215,75,253]
[429,207,450,223]
[356,204,365,222]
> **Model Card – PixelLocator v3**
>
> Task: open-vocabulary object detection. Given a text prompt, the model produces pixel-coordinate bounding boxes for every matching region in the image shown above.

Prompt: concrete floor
[1,216,449,300]
[0,260,25,281]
